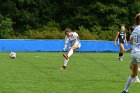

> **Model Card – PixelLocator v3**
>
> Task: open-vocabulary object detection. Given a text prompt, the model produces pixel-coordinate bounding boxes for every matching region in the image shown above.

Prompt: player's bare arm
[114,32,119,46]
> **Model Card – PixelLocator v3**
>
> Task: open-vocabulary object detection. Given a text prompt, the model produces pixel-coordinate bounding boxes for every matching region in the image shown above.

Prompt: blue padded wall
[79,40,130,52]
[0,39,130,52]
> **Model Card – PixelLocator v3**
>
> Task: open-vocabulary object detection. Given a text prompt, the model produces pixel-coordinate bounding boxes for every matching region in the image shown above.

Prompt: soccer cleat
[63,54,68,60]
[134,80,140,83]
[119,58,123,61]
[60,66,66,71]
[122,91,128,93]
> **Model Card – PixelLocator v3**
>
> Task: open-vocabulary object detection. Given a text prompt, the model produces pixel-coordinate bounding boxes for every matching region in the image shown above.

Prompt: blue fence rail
[0,39,131,52]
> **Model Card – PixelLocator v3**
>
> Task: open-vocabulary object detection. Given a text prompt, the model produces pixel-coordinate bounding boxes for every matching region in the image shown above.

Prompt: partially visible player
[60,28,81,70]
[125,48,140,83]
[114,25,127,61]
[125,26,140,83]
[122,13,140,93]
[129,26,136,35]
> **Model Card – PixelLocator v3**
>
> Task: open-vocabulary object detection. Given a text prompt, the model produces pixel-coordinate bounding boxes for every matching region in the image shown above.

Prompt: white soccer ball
[9,52,16,59]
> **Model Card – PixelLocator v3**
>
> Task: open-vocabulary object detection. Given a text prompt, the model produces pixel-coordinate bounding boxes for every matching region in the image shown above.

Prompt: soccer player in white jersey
[126,26,140,83]
[60,28,81,70]
[122,13,140,93]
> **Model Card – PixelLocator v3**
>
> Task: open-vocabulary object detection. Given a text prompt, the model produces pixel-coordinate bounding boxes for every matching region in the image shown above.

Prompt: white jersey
[131,25,140,53]
[65,32,80,46]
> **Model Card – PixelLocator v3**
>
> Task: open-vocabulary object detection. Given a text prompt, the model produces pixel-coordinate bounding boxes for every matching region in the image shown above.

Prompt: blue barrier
[0,39,131,52]
[80,40,130,52]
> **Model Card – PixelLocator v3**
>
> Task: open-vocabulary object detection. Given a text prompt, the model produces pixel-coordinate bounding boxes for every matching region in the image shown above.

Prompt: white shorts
[75,42,81,48]
[70,42,81,49]
[130,52,140,64]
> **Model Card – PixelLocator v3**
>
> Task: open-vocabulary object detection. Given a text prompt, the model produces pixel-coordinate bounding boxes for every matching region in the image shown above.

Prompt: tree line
[0,0,140,40]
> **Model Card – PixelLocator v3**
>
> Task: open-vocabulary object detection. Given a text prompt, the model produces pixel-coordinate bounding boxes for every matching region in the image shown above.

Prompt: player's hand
[124,49,127,52]
[114,43,116,46]
[63,48,66,51]
[125,48,132,52]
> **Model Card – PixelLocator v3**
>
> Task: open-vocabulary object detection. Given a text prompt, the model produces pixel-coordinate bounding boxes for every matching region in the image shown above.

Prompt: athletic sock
[119,53,123,58]
[68,49,73,57]
[124,76,133,92]
[119,53,121,58]
[64,58,69,67]
[122,53,123,57]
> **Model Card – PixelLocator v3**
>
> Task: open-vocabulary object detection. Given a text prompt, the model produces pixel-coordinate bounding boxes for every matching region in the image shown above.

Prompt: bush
[24,21,65,39]
[23,25,119,40]
[0,16,14,39]
[76,26,95,40]
[13,20,123,40]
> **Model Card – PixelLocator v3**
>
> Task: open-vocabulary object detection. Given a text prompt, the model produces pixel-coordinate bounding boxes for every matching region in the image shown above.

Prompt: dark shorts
[119,41,124,44]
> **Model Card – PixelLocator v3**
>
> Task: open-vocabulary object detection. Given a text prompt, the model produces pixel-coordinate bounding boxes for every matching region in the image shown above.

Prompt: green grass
[0,52,139,93]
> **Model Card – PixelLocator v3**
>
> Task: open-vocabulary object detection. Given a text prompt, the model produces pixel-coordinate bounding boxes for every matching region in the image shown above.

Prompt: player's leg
[122,64,138,93]
[130,64,140,83]
[60,58,69,70]
[61,44,80,70]
[62,47,75,60]
[67,45,79,57]
[119,43,124,61]
[135,59,140,83]
[61,47,75,70]
[63,44,80,59]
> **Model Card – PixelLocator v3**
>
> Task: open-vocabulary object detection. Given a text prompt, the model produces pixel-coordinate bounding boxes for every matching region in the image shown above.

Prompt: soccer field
[0,52,139,93]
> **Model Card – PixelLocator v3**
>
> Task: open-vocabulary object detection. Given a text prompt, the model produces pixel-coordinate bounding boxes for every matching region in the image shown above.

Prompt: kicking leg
[61,44,79,70]
[63,44,79,59]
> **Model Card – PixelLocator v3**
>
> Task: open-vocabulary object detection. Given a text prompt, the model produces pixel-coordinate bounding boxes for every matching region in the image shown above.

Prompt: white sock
[124,76,133,92]
[135,75,140,81]
[68,49,73,57]
[64,58,69,66]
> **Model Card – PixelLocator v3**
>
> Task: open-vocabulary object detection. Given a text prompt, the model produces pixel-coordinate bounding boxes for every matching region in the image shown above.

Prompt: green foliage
[24,29,65,39]
[0,16,14,38]
[24,21,64,39]
[0,0,140,40]
[76,26,95,40]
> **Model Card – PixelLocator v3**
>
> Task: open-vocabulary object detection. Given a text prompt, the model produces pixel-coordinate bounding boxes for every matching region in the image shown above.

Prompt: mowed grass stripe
[0,52,139,93]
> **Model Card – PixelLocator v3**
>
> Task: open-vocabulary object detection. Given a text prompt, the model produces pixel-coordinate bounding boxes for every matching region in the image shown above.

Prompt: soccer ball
[9,52,16,59]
